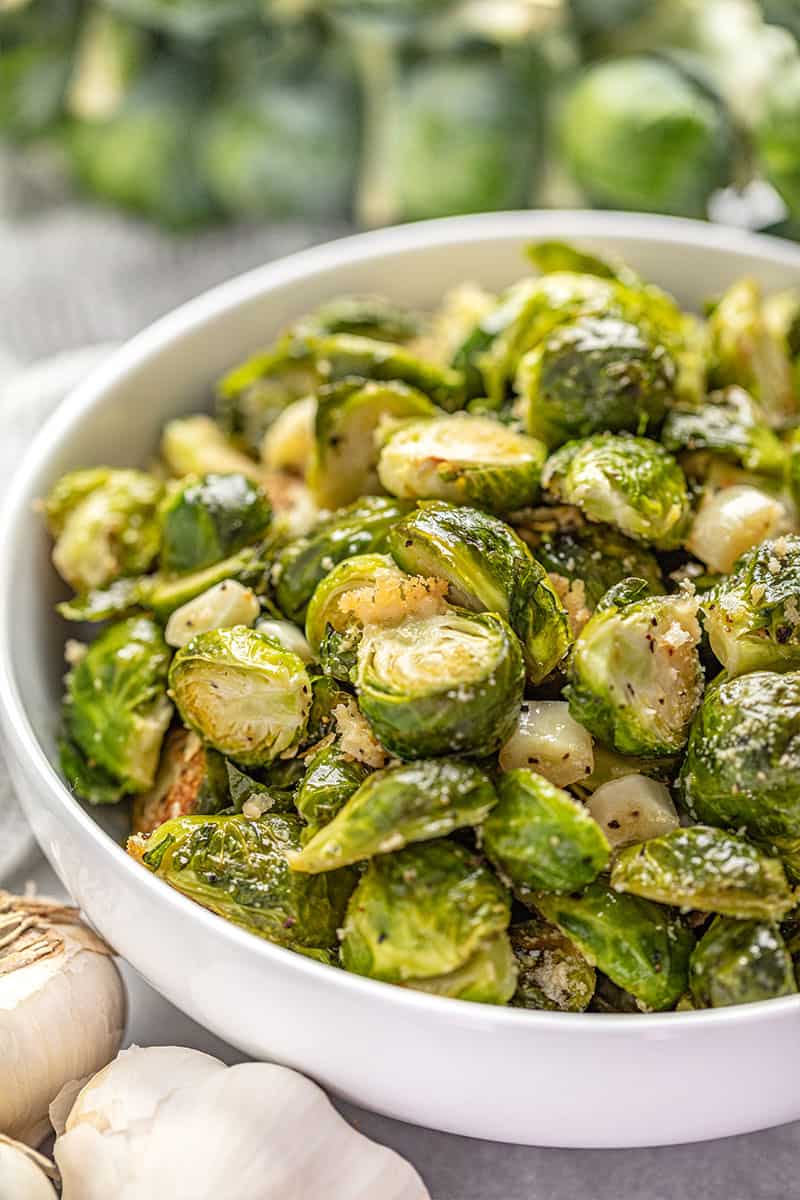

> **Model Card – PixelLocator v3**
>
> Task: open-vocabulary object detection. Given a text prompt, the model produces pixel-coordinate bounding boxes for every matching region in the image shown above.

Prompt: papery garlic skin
[56,1047,430,1200]
[0,897,126,1147]
[0,1137,58,1200]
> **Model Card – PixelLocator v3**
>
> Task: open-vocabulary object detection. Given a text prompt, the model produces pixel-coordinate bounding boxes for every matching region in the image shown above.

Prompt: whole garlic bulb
[55,1046,430,1200]
[0,892,126,1146]
[0,1137,58,1200]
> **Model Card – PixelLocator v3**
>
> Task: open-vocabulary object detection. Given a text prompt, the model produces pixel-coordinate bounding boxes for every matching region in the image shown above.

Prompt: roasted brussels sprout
[701,536,800,676]
[159,473,271,574]
[291,759,497,873]
[161,415,262,482]
[535,879,694,1011]
[216,341,317,457]
[405,932,517,1005]
[388,502,570,684]
[273,496,412,625]
[529,522,664,620]
[499,701,594,787]
[661,386,786,478]
[708,279,796,428]
[515,317,673,448]
[45,467,162,593]
[304,553,403,678]
[309,380,438,509]
[340,840,511,984]
[378,414,546,513]
[690,917,797,1008]
[168,626,311,766]
[295,744,371,840]
[130,812,356,951]
[558,56,733,218]
[566,583,703,757]
[680,670,800,876]
[482,769,610,897]
[509,917,596,1012]
[356,608,524,759]
[611,826,793,920]
[542,435,691,549]
[310,333,465,412]
[61,616,173,799]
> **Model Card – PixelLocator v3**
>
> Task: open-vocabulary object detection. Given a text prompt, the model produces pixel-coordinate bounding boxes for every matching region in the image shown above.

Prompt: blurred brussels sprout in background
[566,582,703,757]
[689,916,797,1008]
[217,340,318,456]
[340,839,511,985]
[757,55,800,235]
[61,615,173,800]
[611,826,793,919]
[310,332,466,411]
[701,536,800,675]
[0,0,83,142]
[515,316,674,448]
[482,768,610,896]
[356,607,524,759]
[707,279,796,428]
[291,758,497,872]
[159,472,271,574]
[509,916,596,1012]
[388,502,570,684]
[46,467,162,592]
[161,415,262,481]
[535,878,694,1011]
[542,434,691,549]
[169,625,311,765]
[558,56,734,218]
[130,812,356,950]
[680,670,800,877]
[99,0,260,39]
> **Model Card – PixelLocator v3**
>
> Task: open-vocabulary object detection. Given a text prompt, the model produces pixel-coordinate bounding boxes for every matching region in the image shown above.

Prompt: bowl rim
[3,208,800,1033]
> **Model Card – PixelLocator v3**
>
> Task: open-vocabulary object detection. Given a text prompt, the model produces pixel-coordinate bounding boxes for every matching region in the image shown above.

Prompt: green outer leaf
[534,879,693,1011]
[309,332,466,412]
[661,386,786,477]
[356,608,525,760]
[405,932,518,1005]
[290,759,497,872]
[531,523,663,611]
[690,917,797,1008]
[274,497,413,625]
[611,826,793,920]
[388,501,570,684]
[340,840,511,983]
[133,812,356,950]
[509,916,596,1012]
[159,472,271,574]
[482,769,609,896]
[296,744,371,839]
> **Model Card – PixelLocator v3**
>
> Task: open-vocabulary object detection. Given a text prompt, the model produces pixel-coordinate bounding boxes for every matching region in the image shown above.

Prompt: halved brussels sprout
[216,338,317,456]
[160,415,262,482]
[530,522,664,614]
[585,774,679,849]
[45,467,162,592]
[509,917,596,1012]
[498,701,594,788]
[702,536,800,676]
[687,485,783,576]
[535,879,693,1011]
[304,553,405,679]
[355,608,524,759]
[566,583,704,757]
[290,759,497,873]
[542,434,691,549]
[377,415,546,513]
[662,386,787,477]
[309,332,466,412]
[388,502,570,684]
[164,579,260,649]
[339,840,511,984]
[130,812,356,951]
[168,626,311,766]
[159,472,271,574]
[515,316,673,448]
[308,379,438,509]
[295,744,371,841]
[273,496,412,625]
[680,670,800,876]
[482,768,610,897]
[61,616,173,798]
[690,917,797,1008]
[708,279,796,428]
[611,826,793,920]
[405,932,517,1005]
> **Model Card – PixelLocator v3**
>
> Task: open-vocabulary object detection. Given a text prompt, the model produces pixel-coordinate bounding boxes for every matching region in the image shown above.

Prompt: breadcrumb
[548,573,591,636]
[338,571,448,628]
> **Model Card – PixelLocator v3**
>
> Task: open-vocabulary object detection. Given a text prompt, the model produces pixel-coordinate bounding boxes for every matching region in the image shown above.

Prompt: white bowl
[2,211,800,1150]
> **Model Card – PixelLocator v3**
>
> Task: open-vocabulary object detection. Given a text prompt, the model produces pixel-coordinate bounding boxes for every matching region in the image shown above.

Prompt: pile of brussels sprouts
[46,239,800,1013]
[7,0,800,234]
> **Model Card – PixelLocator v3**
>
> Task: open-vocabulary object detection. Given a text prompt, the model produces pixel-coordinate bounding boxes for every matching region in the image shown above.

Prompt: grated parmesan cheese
[338,571,448,628]
[333,698,391,768]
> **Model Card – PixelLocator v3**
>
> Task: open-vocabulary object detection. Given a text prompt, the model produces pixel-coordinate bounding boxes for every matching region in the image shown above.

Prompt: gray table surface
[1,204,797,1198]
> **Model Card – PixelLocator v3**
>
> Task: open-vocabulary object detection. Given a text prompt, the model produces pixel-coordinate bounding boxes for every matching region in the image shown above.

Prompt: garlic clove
[0,1136,58,1199]
[0,892,126,1147]
[56,1047,430,1200]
